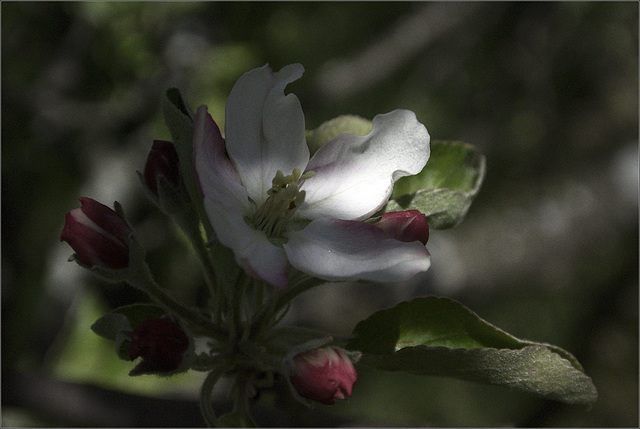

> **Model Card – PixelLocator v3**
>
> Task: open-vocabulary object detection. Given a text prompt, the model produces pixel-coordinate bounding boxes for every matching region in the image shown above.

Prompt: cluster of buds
[59,140,185,272]
[59,64,434,426]
[59,139,428,398]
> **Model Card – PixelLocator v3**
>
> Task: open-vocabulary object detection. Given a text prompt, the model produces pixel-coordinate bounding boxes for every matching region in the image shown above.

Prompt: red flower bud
[289,347,357,405]
[143,140,181,196]
[376,210,429,245]
[129,318,189,372]
[60,198,132,269]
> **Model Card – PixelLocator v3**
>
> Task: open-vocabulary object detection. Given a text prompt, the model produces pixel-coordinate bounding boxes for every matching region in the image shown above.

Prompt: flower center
[248,167,314,242]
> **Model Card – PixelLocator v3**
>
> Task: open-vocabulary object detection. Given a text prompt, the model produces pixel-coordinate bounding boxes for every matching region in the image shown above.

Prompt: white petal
[225,64,309,203]
[284,218,431,283]
[194,105,289,288]
[298,109,430,220]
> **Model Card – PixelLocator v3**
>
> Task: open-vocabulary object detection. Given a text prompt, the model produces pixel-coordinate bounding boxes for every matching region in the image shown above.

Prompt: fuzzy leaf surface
[346,297,597,405]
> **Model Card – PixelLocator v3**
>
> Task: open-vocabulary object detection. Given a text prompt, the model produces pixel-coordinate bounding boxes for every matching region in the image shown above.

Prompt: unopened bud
[60,198,132,269]
[129,318,189,372]
[376,210,429,245]
[143,140,181,196]
[289,346,357,405]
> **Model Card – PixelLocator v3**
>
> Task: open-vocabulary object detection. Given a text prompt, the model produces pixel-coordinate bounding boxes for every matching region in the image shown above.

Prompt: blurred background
[2,2,637,427]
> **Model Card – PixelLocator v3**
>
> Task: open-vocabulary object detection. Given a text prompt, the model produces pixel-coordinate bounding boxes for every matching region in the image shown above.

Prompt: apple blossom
[194,63,431,288]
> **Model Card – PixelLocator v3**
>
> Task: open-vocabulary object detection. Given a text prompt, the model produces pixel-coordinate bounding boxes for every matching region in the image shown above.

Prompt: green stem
[249,274,325,340]
[129,264,227,342]
[168,198,219,305]
[231,376,256,427]
[189,224,219,303]
[274,274,326,313]
[211,243,242,326]
[232,273,251,342]
[200,363,230,427]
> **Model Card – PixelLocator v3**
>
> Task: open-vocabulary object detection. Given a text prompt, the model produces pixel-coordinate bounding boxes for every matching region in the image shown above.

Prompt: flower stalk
[126,259,225,340]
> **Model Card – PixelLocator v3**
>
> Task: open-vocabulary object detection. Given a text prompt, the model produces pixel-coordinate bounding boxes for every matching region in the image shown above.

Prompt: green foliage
[161,89,203,229]
[305,117,486,230]
[162,89,241,295]
[393,141,484,195]
[347,297,597,406]
[385,141,486,229]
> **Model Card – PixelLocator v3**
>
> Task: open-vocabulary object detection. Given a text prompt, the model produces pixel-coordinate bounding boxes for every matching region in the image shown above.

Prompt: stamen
[248,168,314,241]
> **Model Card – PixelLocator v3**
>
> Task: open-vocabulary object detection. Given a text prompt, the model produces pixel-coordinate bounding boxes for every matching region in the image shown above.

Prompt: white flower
[194,64,431,288]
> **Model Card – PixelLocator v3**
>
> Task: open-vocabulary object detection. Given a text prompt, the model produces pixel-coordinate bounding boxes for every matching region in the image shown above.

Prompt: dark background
[2,2,638,427]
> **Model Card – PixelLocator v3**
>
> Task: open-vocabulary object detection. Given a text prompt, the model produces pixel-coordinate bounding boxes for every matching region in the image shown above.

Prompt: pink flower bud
[289,347,357,405]
[143,140,181,196]
[60,198,132,269]
[129,318,189,372]
[376,210,429,245]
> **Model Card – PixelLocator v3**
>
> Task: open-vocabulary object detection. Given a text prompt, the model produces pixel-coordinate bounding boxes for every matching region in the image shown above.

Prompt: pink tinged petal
[284,218,431,283]
[193,106,247,209]
[225,64,309,203]
[194,105,289,288]
[298,109,430,221]
[235,236,290,289]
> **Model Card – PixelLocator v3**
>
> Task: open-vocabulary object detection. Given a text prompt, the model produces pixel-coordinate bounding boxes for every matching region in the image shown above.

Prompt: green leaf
[346,297,597,406]
[90,312,131,342]
[162,89,242,292]
[162,90,195,191]
[385,140,486,229]
[306,115,372,155]
[161,88,213,239]
[165,87,194,120]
